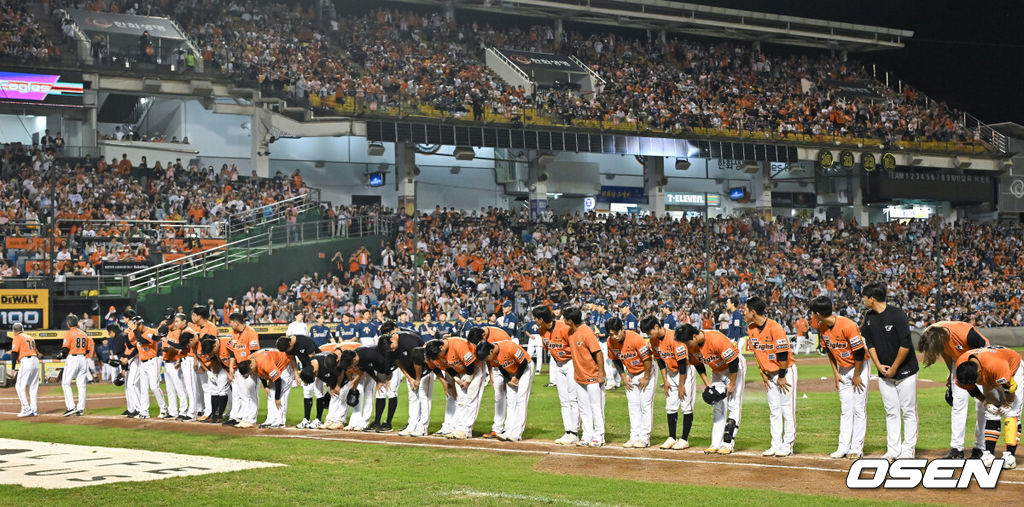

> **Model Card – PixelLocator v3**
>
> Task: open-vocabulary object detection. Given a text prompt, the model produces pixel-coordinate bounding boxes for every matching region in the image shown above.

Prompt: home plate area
[0,438,283,489]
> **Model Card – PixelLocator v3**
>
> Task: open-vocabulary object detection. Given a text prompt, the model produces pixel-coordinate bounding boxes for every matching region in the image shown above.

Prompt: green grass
[0,352,977,505]
[0,421,924,506]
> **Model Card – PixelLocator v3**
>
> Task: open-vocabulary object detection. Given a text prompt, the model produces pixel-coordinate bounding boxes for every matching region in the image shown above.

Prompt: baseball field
[2,352,1022,506]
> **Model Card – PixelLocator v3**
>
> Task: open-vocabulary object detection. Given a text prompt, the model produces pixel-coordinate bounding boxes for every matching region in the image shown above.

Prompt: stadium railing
[224,188,321,239]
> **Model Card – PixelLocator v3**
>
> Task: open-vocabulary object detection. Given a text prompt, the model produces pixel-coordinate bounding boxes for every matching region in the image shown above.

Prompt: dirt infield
[2,410,1022,505]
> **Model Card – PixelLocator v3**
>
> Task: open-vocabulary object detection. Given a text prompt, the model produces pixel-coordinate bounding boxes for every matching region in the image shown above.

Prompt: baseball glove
[702,385,726,405]
[945,386,954,407]
[346,389,360,407]
[113,371,126,386]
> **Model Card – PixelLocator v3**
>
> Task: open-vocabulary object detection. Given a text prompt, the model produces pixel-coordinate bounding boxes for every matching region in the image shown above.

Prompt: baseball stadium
[2,0,1024,505]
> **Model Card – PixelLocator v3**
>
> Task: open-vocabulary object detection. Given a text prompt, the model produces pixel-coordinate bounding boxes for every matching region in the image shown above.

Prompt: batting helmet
[346,389,360,407]
[702,386,726,405]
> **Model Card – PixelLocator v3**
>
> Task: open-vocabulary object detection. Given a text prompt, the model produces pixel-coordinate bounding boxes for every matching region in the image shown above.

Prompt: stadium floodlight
[675,158,691,170]
[453,146,475,161]
[367,142,385,156]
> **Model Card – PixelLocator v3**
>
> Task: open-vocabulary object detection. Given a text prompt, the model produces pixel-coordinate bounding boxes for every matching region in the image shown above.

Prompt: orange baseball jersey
[250,349,292,381]
[746,318,793,373]
[481,326,511,344]
[445,337,477,374]
[656,329,688,373]
[568,324,603,384]
[936,321,989,363]
[818,316,865,368]
[189,320,220,358]
[320,341,360,353]
[688,330,740,373]
[62,327,93,355]
[486,339,531,375]
[540,320,572,362]
[11,332,38,363]
[136,329,160,361]
[163,328,185,362]
[955,346,1022,391]
[124,329,137,357]
[608,330,652,375]
[230,326,260,363]
[426,356,450,374]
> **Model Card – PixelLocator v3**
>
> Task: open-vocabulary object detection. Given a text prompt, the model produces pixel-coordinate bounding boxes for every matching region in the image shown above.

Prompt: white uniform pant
[983,364,1024,423]
[16,356,40,414]
[454,369,486,435]
[527,337,543,373]
[139,358,167,414]
[490,367,507,433]
[377,369,400,399]
[206,367,229,396]
[625,370,656,445]
[500,366,533,440]
[406,372,434,434]
[550,359,579,433]
[766,366,797,453]
[231,372,259,423]
[439,378,458,433]
[836,362,870,455]
[125,357,142,413]
[710,355,746,450]
[102,362,118,382]
[665,366,696,415]
[349,374,377,428]
[198,370,211,417]
[575,381,606,444]
[325,381,353,425]
[599,342,618,388]
[878,373,918,457]
[163,360,187,417]
[264,367,295,426]
[62,355,90,411]
[303,378,326,399]
[180,357,201,418]
[950,370,986,451]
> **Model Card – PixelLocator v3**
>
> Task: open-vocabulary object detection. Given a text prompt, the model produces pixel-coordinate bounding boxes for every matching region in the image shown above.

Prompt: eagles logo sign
[862,152,877,172]
[817,149,834,170]
[881,152,897,172]
[839,150,855,171]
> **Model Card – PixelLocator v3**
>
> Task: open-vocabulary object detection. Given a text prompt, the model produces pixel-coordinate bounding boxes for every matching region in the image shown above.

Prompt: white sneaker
[775,449,792,457]
[555,433,578,445]
[409,428,426,437]
[449,431,468,440]
[17,409,29,418]
[308,419,322,429]
[659,437,676,449]
[829,449,848,459]
[897,451,915,459]
[671,439,690,450]
[622,440,637,448]
[1002,452,1016,470]
[633,441,649,449]
[981,450,995,468]
[762,447,779,456]
[846,451,863,460]
[398,427,412,436]
[880,452,897,462]
[235,421,254,428]
[158,410,168,419]
[296,418,310,429]
[589,441,605,448]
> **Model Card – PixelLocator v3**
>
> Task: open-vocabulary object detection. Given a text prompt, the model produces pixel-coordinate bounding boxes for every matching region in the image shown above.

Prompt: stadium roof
[395,0,913,52]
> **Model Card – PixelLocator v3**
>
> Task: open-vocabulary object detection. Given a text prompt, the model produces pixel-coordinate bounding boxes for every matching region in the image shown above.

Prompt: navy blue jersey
[336,323,358,342]
[309,325,332,347]
[355,322,377,340]
[524,321,540,336]
[418,322,439,341]
[727,310,746,340]
[622,313,639,332]
[662,314,678,331]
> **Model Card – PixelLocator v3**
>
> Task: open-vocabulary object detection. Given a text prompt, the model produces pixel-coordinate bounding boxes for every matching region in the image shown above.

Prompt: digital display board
[0,71,85,106]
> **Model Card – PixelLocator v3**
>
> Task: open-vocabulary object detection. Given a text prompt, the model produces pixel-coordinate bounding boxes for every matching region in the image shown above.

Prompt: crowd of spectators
[0,0,59,62]
[219,208,1024,333]
[0,142,311,278]
[51,2,973,146]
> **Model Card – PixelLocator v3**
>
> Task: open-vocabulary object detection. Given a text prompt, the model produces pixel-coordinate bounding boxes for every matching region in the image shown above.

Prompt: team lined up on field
[7,281,1021,467]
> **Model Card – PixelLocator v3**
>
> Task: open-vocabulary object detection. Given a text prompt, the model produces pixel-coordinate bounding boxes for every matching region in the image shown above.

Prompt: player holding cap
[225,313,260,428]
[10,323,40,417]
[954,345,1024,469]
[533,305,580,445]
[468,325,513,439]
[60,314,94,416]
[606,316,654,448]
[190,306,220,421]
[861,282,918,460]
[276,333,321,429]
[675,324,745,455]
[476,338,534,441]
[424,339,458,437]
[241,348,297,429]
[160,313,189,420]
[809,296,869,459]
[744,296,796,457]
[424,335,485,439]
[198,333,232,423]
[641,317,694,450]
[337,346,389,431]
[918,321,990,459]
[378,322,431,436]
[565,307,606,447]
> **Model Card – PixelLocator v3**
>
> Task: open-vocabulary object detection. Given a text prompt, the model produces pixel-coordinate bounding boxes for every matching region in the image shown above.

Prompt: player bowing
[476,339,534,441]
[809,296,869,460]
[423,336,485,440]
[532,305,580,445]
[564,307,607,448]
[640,317,694,450]
[744,296,796,457]
[378,321,428,434]
[955,346,1024,469]
[675,324,745,455]
[918,321,989,459]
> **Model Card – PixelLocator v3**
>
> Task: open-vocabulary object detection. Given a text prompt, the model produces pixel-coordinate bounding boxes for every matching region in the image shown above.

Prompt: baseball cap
[501,301,512,307]
[459,309,469,318]
[618,301,630,308]
[662,302,674,310]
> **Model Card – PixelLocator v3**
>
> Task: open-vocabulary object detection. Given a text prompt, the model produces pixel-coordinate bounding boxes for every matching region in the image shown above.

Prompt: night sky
[713,0,1024,125]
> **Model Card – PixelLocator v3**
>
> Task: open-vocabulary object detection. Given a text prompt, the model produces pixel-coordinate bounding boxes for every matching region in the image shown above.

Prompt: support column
[752,162,772,217]
[851,173,868,226]
[658,30,667,44]
[443,0,455,21]
[250,108,270,177]
[528,151,548,220]
[82,106,98,149]
[643,156,666,217]
[395,142,418,216]
[554,18,563,50]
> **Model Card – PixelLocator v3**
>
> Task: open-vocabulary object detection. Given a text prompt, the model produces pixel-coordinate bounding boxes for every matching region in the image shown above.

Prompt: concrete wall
[0,114,46,145]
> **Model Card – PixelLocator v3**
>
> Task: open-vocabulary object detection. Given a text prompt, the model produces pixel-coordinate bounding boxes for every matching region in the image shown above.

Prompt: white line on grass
[449,489,631,507]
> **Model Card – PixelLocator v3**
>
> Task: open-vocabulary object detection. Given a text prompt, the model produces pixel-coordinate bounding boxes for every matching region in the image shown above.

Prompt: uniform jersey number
[76,337,87,349]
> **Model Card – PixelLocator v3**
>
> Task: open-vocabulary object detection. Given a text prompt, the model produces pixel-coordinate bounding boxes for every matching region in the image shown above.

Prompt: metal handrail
[486,47,531,82]
[224,188,321,238]
[570,54,606,85]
